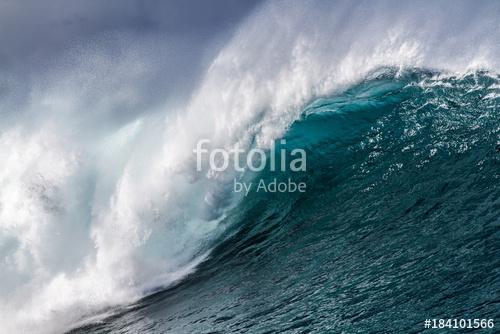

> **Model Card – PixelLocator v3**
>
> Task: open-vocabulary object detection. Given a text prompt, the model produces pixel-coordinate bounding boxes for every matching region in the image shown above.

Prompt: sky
[0,0,262,72]
[0,0,263,121]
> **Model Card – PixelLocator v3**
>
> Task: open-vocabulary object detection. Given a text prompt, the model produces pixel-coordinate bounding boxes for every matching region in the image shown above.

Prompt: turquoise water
[72,69,499,333]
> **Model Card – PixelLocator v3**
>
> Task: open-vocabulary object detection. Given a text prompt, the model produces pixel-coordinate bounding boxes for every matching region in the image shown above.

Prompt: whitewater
[0,1,499,333]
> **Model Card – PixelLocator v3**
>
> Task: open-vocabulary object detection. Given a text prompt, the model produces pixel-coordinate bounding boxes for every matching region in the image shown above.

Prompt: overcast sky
[0,0,263,123]
[0,0,262,73]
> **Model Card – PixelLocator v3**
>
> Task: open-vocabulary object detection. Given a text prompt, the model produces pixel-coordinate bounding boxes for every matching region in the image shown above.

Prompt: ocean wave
[0,1,499,333]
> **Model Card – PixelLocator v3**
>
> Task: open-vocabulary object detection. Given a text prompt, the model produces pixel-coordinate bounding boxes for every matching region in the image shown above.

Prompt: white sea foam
[0,1,499,332]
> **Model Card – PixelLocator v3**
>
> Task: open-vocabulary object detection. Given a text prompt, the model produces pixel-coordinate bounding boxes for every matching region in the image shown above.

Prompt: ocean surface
[70,69,500,333]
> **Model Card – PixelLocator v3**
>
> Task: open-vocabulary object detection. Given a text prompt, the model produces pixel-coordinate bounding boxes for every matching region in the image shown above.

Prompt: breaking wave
[0,1,499,333]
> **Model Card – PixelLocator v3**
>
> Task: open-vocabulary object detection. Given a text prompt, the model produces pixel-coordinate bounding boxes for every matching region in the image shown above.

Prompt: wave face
[0,1,499,333]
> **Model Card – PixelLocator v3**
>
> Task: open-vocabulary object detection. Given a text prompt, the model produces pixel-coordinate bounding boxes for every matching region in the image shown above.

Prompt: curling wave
[75,67,500,334]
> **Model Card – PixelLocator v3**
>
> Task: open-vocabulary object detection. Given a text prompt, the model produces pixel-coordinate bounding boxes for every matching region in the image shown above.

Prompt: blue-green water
[72,69,499,333]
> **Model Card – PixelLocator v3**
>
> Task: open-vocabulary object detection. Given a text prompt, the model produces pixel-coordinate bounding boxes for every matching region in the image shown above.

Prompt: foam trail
[0,0,499,332]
